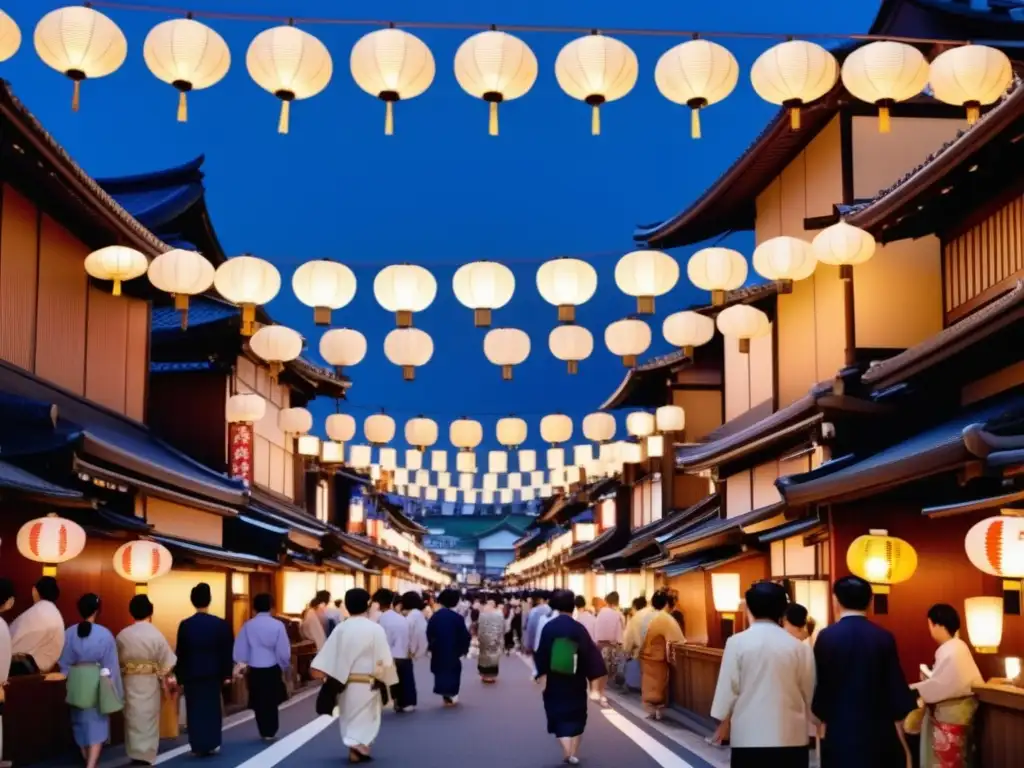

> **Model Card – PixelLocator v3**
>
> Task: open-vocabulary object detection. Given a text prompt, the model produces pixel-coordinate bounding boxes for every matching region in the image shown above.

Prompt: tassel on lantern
[592,104,600,136]
[789,106,801,131]
[967,101,981,125]
[71,79,81,112]
[489,100,499,136]
[178,91,188,123]
[385,101,394,136]
[278,100,291,134]
[879,104,891,133]
[691,108,702,139]
[174,294,190,330]
[112,278,122,297]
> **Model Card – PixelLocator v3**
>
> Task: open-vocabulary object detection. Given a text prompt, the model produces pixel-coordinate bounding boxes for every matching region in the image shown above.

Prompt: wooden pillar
[660,430,677,514]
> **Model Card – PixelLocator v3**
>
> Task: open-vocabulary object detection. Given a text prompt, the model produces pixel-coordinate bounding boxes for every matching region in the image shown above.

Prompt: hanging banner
[229,422,254,486]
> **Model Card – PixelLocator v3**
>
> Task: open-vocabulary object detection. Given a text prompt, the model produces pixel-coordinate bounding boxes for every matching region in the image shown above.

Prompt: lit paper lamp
[454,29,538,136]
[444,488,458,503]
[226,393,266,424]
[112,540,173,594]
[489,451,508,474]
[549,325,593,374]
[497,417,528,449]
[656,405,685,433]
[547,448,565,470]
[484,473,499,492]
[35,6,127,111]
[384,328,433,381]
[321,441,345,463]
[85,246,148,297]
[143,17,231,122]
[929,45,1012,125]
[654,39,738,139]
[364,412,396,445]
[716,304,771,354]
[348,444,372,468]
[326,413,356,443]
[752,236,817,293]
[520,451,538,474]
[425,486,439,502]
[379,447,398,471]
[437,472,451,489]
[536,257,598,323]
[811,221,876,280]
[626,411,656,439]
[350,27,435,135]
[456,452,477,474]
[249,325,303,383]
[297,435,320,457]
[647,435,665,458]
[319,328,367,375]
[247,24,332,134]
[393,468,409,486]
[214,255,281,336]
[711,572,742,640]
[840,41,928,133]
[573,445,594,466]
[554,32,638,135]
[605,318,651,367]
[582,412,616,444]
[415,469,429,486]
[147,249,215,329]
[614,250,679,314]
[459,473,474,491]
[688,247,747,306]
[17,514,87,576]
[965,517,1024,578]
[431,450,448,473]
[483,327,530,380]
[965,596,1003,654]
[292,260,357,325]
[847,529,918,613]
[0,9,21,63]
[663,310,715,357]
[508,473,522,490]
[279,407,313,435]
[750,40,838,130]
[405,417,438,451]
[452,260,515,327]
[374,264,437,328]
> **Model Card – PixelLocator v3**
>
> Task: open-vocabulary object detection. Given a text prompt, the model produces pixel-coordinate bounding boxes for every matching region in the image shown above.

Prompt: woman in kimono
[116,594,177,765]
[59,594,123,768]
[639,592,685,721]
[534,589,607,766]
[427,588,471,706]
[300,595,328,651]
[311,589,397,764]
[477,599,505,684]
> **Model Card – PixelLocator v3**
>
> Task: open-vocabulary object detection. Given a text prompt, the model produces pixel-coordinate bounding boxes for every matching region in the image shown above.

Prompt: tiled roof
[0,460,83,499]
[151,296,238,333]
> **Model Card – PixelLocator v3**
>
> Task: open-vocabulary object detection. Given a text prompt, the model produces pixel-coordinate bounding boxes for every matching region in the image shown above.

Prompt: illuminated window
[316,479,330,523]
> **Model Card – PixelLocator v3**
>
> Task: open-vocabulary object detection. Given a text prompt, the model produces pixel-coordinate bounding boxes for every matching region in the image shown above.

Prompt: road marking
[601,709,697,768]
[230,715,338,768]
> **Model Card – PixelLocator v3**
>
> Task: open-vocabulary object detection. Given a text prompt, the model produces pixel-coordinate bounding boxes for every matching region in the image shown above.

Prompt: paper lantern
[508,472,522,490]
[965,516,1024,578]
[452,261,515,327]
[483,472,499,492]
[249,325,302,383]
[450,418,484,450]
[615,250,679,314]
[319,328,367,372]
[214,255,281,336]
[521,487,536,502]
[655,39,739,139]
[752,236,817,291]
[34,6,127,111]
[432,451,448,473]
[605,318,652,367]
[321,441,345,464]
[113,540,173,593]
[530,469,545,486]
[459,452,476,474]
[554,33,638,135]
[483,328,530,380]
[405,417,439,450]
[541,414,573,445]
[846,529,918,593]
[500,488,514,504]
[536,258,598,323]
[454,29,538,136]
[0,9,21,63]
[392,466,408,485]
[573,445,594,466]
[626,411,656,438]
[547,448,565,470]
[1006,657,1021,681]
[143,17,231,122]
[444,487,458,503]
[226,393,265,423]
[716,304,771,354]
[965,596,1003,654]
[497,417,528,448]
[379,448,397,471]
[647,434,665,458]
[583,412,616,443]
[656,405,685,433]
[751,40,838,130]
[278,407,313,435]
[247,25,332,134]
[292,260,357,325]
[374,265,437,327]
[687,248,748,305]
[489,451,508,474]
[408,452,425,472]
[326,413,356,443]
[520,451,538,474]
[663,311,715,356]
[811,221,876,279]
[540,483,553,497]
[147,249,215,329]
[84,246,148,297]
[548,325,593,375]
[350,27,434,135]
[459,473,474,490]
[425,486,439,502]
[711,573,741,615]
[840,41,928,133]
[365,412,396,445]
[297,435,320,457]
[17,514,87,575]
[383,328,433,380]
[929,45,1012,125]
[464,489,479,504]
[349,445,372,468]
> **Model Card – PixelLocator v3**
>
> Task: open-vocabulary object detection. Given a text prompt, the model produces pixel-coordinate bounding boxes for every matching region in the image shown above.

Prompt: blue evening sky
[2,1,877,457]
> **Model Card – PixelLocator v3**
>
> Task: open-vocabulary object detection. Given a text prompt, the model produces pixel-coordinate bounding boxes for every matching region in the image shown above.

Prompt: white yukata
[312,616,398,749]
[300,608,327,651]
[116,621,177,764]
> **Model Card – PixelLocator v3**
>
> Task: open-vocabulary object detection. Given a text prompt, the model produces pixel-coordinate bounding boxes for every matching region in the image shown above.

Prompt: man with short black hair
[427,588,471,706]
[523,591,552,655]
[813,576,916,768]
[234,593,291,741]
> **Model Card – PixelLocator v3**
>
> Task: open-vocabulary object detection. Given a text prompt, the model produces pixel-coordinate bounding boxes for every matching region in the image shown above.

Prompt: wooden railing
[975,682,1024,768]
[668,643,723,720]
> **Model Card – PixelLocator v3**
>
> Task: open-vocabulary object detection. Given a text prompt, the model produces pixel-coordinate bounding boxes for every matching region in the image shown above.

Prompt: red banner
[229,422,254,486]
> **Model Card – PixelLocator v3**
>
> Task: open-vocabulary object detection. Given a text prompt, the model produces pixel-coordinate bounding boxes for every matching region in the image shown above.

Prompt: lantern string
[86,1,974,46]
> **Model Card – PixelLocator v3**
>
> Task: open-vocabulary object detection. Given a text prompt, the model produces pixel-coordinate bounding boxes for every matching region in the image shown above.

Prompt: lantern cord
[86,1,974,46]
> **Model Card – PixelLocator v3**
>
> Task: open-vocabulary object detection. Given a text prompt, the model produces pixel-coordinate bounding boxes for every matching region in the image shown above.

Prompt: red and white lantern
[16,514,87,576]
[112,540,174,594]
[965,516,1024,578]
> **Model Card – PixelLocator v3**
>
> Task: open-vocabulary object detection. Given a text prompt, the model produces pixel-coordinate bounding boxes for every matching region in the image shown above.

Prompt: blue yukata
[175,612,234,755]
[233,613,291,738]
[59,624,123,747]
[534,614,606,738]
[426,607,471,701]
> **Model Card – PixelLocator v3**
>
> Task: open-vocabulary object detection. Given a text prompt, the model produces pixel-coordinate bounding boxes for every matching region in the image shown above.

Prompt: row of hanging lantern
[1,7,1012,133]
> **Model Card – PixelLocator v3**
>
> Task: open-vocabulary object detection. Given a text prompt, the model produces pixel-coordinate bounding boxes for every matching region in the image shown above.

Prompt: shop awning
[663,501,786,558]
[755,515,825,544]
[328,553,378,575]
[248,488,326,537]
[922,488,1024,519]
[661,546,745,578]
[563,527,622,570]
[151,534,280,570]
[223,514,289,563]
[0,459,88,504]
[596,494,720,571]
[378,495,429,536]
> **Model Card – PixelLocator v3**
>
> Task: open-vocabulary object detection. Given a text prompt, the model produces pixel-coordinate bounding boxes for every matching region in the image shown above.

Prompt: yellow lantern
[147,249,215,329]
[655,39,739,139]
[246,24,332,134]
[0,9,21,63]
[751,40,839,130]
[249,325,303,383]
[143,17,231,122]
[454,29,538,136]
[929,44,1012,125]
[17,514,87,576]
[85,246,148,296]
[964,596,1003,654]
[112,540,173,594]
[711,573,742,616]
[554,33,638,135]
[350,27,435,136]
[840,41,928,133]
[847,529,917,611]
[292,260,357,326]
[213,255,281,336]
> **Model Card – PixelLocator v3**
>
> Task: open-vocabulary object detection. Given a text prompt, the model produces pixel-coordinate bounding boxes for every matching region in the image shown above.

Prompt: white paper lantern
[688,248,748,305]
[326,413,356,442]
[646,435,665,458]
[409,453,425,473]
[573,445,594,467]
[626,411,656,438]
[349,444,372,468]
[365,412,396,445]
[458,451,476,473]
[425,486,439,502]
[297,435,320,457]
[521,487,536,502]
[292,260,357,326]
[752,236,817,290]
[508,472,523,490]
[350,27,435,135]
[500,488,514,504]
[520,451,538,474]
[17,514,87,574]
[444,487,458,503]
[279,407,313,435]
[605,318,652,367]
[840,41,928,133]
[488,451,509,474]
[249,325,303,383]
[965,517,1024,578]
[147,249,215,329]
[226,393,266,423]
[432,451,448,473]
[716,304,771,354]
[392,465,408,484]
[143,17,231,122]
[583,412,616,443]
[541,414,573,445]
[319,328,367,372]
[662,310,715,356]
[655,39,739,139]
[536,258,598,323]
[554,33,638,135]
[321,442,345,463]
[811,221,877,278]
[84,246,148,297]
[751,40,839,130]
[454,29,538,136]
[530,469,545,487]
[929,45,1013,125]
[656,405,686,433]
[483,328,530,380]
[34,6,127,111]
[379,447,398,471]
[214,255,281,336]
[459,472,474,490]
[615,250,680,314]
[464,489,478,504]
[540,483,553,497]
[548,325,593,375]
[484,472,499,492]
[452,261,515,327]
[450,419,484,450]
[374,265,437,327]
[965,596,1003,654]
[0,9,21,63]
[547,448,565,470]
[384,328,433,381]
[497,417,528,448]
[436,470,451,489]
[247,25,332,134]
[405,417,439,450]
[112,539,174,591]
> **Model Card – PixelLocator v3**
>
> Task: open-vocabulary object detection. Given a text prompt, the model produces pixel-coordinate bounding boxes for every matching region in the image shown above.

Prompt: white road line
[601,709,697,768]
[229,715,338,768]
